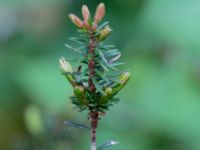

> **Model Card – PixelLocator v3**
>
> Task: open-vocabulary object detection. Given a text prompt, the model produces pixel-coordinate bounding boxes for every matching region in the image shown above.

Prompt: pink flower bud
[68,14,83,28]
[94,3,105,24]
[82,5,90,23]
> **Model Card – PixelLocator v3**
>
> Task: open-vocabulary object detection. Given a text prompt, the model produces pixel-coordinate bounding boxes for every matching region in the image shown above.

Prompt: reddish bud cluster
[68,3,105,30]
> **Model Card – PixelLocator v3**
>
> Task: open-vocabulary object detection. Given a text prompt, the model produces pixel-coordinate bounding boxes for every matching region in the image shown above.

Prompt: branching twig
[59,3,130,150]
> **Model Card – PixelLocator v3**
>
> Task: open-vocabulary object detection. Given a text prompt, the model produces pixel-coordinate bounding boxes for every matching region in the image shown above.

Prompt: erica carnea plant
[59,3,130,150]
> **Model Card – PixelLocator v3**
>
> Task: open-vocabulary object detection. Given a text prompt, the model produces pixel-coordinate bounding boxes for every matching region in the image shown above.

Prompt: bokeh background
[1,0,200,149]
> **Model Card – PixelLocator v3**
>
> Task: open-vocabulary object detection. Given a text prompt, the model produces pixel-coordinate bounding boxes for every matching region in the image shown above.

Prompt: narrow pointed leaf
[91,77,105,94]
[95,59,109,72]
[64,121,90,130]
[95,69,109,82]
[104,50,121,57]
[108,53,121,63]
[65,43,82,54]
[110,62,125,67]
[97,140,119,150]
[97,48,108,64]
[102,45,115,49]
[97,21,109,31]
[69,37,88,44]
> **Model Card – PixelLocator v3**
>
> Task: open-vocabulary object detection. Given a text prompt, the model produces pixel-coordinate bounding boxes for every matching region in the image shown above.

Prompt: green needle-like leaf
[97,140,119,150]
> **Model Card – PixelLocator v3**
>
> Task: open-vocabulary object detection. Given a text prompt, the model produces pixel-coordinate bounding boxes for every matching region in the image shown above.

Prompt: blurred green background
[1,0,200,149]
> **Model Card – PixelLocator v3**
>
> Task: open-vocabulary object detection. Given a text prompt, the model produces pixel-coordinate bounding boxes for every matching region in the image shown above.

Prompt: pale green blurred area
[1,0,200,149]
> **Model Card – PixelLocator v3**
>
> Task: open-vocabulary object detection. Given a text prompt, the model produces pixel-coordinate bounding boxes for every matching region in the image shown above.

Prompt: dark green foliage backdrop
[1,0,200,149]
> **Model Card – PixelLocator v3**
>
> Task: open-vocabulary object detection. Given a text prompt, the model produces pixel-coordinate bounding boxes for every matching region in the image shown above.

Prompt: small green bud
[100,87,113,103]
[98,25,112,41]
[74,86,85,98]
[105,87,113,95]
[74,86,87,105]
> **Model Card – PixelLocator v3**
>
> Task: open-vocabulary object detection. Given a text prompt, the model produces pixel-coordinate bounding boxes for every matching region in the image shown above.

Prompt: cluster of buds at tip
[68,3,105,30]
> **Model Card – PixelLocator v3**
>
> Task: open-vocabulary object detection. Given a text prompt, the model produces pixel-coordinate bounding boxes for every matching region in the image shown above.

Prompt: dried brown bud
[94,3,105,24]
[69,14,83,28]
